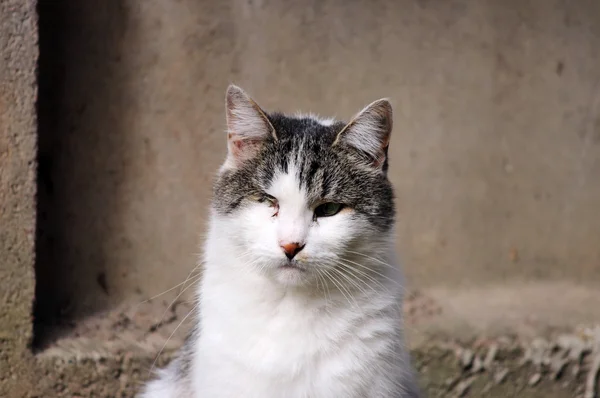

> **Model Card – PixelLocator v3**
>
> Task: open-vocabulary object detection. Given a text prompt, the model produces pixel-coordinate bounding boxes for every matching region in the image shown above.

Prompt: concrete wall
[0,0,38,395]
[2,0,600,395]
[32,0,600,324]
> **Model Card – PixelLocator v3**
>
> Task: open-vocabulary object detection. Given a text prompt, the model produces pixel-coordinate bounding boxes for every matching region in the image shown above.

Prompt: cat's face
[213,85,395,287]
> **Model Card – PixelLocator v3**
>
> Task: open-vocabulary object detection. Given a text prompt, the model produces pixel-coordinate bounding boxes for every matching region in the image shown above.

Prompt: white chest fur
[191,253,410,398]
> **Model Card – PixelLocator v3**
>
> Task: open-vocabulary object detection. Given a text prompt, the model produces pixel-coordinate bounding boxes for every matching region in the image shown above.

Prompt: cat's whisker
[148,258,207,324]
[233,251,254,266]
[339,257,403,289]
[321,271,346,306]
[241,256,264,273]
[314,269,323,293]
[136,268,202,307]
[313,268,333,310]
[330,260,381,295]
[317,270,332,306]
[323,269,357,309]
[235,250,257,275]
[149,303,198,377]
[235,250,253,258]
[330,258,389,293]
[154,273,202,329]
[316,272,327,306]
[346,250,397,269]
[329,266,370,299]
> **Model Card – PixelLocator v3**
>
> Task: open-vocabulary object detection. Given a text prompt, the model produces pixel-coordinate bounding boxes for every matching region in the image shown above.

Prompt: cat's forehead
[267,113,345,142]
[266,163,309,208]
[256,128,341,202]
[259,150,331,205]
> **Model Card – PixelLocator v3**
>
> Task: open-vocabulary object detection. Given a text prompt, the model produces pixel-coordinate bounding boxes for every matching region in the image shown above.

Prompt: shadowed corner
[32,0,130,352]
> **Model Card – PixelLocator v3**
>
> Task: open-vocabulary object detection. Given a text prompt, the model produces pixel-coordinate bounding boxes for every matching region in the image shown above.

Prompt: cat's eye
[314,202,344,218]
[257,194,278,208]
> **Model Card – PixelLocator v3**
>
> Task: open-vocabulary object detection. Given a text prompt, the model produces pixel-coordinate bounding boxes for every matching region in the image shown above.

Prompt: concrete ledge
[406,282,600,346]
[23,282,600,396]
[23,333,590,397]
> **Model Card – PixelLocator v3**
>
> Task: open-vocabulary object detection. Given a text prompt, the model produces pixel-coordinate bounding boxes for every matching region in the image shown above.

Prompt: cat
[139,85,420,398]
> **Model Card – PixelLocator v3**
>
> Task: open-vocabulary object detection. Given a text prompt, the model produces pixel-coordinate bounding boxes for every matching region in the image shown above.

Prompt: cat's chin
[271,261,310,287]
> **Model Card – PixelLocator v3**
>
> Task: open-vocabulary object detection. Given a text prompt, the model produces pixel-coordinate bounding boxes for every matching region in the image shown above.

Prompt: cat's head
[212,85,395,287]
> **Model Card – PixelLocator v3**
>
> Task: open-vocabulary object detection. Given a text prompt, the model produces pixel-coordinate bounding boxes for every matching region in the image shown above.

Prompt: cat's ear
[334,99,392,172]
[225,85,276,167]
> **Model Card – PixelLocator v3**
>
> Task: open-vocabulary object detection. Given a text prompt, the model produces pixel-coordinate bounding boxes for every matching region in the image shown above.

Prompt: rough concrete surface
[2,0,600,396]
[0,0,38,396]
[13,334,600,397]
[33,0,600,320]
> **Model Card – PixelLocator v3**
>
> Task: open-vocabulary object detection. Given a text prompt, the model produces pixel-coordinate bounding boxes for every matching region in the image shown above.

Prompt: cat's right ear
[224,85,276,168]
[334,98,393,173]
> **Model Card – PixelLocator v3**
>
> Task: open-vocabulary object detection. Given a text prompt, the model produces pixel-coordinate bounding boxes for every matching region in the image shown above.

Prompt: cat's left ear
[334,99,392,172]
[224,85,277,168]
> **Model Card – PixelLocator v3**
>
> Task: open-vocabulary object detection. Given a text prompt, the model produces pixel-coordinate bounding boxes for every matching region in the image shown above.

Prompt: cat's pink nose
[280,242,305,260]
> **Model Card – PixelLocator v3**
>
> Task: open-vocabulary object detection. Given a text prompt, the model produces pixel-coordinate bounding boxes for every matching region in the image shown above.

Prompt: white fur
[141,161,418,397]
[293,111,337,126]
[142,360,190,398]
[267,165,313,249]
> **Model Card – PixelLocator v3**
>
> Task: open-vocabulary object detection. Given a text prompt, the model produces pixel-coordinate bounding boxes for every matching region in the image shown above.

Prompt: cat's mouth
[278,261,306,272]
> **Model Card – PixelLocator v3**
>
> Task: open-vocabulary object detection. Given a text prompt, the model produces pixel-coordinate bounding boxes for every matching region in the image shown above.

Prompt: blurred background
[2,0,600,396]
